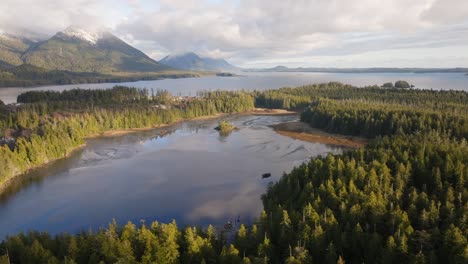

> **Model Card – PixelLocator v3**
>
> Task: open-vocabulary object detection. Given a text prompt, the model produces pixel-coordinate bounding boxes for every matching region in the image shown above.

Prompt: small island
[215,120,236,135]
[216,72,236,77]
[381,80,413,89]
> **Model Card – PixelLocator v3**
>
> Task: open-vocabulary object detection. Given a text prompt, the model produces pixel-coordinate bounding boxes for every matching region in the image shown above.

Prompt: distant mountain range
[0,27,212,87]
[1,26,171,73]
[248,65,468,74]
[160,52,238,72]
[1,26,467,88]
[0,29,239,74]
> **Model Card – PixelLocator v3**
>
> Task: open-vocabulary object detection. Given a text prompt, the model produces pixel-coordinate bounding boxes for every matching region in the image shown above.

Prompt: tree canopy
[0,82,467,263]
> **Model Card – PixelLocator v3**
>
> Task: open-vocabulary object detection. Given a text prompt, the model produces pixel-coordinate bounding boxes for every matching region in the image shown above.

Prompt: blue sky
[1,0,468,68]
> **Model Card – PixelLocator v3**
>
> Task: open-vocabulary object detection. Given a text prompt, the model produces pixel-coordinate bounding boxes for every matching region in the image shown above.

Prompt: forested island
[215,120,236,136]
[0,82,467,263]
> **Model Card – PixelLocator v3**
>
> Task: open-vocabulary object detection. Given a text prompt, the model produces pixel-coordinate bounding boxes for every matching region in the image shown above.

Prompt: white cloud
[421,0,468,24]
[115,0,468,67]
[0,0,123,38]
[0,0,467,67]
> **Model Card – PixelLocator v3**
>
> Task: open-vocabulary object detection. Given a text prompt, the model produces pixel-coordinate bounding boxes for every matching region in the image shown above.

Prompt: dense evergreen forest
[0,87,254,186]
[0,82,467,263]
[0,64,199,87]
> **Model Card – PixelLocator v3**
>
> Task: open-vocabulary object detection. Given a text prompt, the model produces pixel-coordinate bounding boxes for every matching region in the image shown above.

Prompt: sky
[1,0,468,68]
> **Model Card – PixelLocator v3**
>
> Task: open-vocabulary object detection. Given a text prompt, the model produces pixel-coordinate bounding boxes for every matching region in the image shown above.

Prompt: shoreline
[0,144,87,194]
[84,109,296,138]
[0,108,291,193]
[0,72,213,90]
[244,108,298,116]
[271,121,368,148]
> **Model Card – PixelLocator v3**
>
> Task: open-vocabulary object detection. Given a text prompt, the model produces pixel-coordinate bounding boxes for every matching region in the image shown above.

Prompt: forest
[0,82,467,263]
[0,64,199,87]
[0,87,254,187]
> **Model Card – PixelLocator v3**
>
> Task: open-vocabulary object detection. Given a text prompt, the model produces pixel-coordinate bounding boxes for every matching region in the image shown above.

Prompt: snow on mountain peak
[0,30,9,39]
[62,26,104,44]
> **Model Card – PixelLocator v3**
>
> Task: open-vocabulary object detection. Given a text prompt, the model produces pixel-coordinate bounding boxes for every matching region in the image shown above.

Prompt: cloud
[421,0,468,24]
[187,183,263,221]
[0,0,122,38]
[0,0,467,67]
[115,0,468,67]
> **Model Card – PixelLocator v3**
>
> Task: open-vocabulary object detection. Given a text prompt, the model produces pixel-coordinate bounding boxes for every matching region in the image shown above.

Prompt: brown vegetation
[271,121,367,148]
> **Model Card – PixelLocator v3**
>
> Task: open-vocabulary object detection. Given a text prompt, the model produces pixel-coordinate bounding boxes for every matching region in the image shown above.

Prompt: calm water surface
[0,115,345,238]
[0,72,467,103]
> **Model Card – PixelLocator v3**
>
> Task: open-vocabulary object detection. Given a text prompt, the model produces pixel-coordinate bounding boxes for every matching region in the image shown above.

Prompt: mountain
[0,34,36,68]
[21,26,171,73]
[160,52,238,72]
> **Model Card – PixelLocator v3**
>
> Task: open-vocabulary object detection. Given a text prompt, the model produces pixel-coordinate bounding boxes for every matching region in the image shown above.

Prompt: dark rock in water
[262,173,271,179]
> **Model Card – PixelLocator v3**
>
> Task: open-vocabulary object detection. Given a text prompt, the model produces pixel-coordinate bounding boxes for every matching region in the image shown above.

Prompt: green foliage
[260,132,467,263]
[1,82,467,263]
[256,82,467,110]
[22,32,170,73]
[395,80,411,88]
[0,88,254,186]
[0,35,31,67]
[301,98,468,138]
[382,82,393,88]
[0,64,198,87]
[216,120,235,133]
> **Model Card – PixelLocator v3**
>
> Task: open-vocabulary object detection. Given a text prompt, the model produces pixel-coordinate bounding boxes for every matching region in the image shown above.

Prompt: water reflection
[0,115,345,238]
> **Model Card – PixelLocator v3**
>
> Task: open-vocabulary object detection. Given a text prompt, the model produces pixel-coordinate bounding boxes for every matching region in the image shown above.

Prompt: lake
[0,72,467,104]
[0,114,345,238]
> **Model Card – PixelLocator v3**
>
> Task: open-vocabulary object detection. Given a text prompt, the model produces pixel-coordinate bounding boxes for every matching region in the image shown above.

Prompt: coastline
[0,71,213,89]
[0,109,290,193]
[0,108,340,194]
[271,121,368,148]
[243,108,298,116]
[0,144,87,194]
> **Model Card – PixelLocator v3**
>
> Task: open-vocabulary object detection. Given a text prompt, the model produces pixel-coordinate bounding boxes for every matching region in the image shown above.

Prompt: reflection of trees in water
[0,149,84,204]
[219,130,233,138]
[0,118,219,204]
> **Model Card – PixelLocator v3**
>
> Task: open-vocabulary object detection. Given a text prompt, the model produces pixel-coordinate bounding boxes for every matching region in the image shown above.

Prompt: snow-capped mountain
[61,26,104,44]
[160,52,238,72]
[20,26,171,73]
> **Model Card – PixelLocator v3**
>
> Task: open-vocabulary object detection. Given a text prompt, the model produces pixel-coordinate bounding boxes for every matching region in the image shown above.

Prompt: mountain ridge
[21,27,171,73]
[160,52,238,72]
[0,27,204,88]
[0,26,177,74]
[0,34,37,68]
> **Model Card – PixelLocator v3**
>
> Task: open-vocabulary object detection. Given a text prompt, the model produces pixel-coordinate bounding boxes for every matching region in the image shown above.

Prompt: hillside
[21,27,171,73]
[160,52,238,72]
[0,34,35,68]
[0,27,204,87]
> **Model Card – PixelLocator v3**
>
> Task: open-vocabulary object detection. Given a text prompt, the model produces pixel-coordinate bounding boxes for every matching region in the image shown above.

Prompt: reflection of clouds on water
[187,183,263,221]
[79,150,105,162]
[0,114,348,238]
